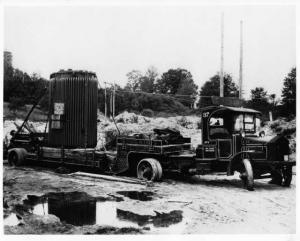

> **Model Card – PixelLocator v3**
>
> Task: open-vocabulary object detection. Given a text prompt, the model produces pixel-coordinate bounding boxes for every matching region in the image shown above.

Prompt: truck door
[208,117,232,160]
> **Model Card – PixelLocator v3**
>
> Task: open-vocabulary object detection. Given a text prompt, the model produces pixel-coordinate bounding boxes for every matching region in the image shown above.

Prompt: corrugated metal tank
[48,70,98,148]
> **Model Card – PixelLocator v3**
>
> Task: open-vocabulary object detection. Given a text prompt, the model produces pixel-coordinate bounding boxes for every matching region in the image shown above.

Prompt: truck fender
[127,151,161,168]
[227,150,255,175]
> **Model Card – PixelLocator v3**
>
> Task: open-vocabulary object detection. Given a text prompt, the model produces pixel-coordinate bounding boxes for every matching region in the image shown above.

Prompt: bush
[8,96,25,111]
[141,109,154,117]
[99,89,191,116]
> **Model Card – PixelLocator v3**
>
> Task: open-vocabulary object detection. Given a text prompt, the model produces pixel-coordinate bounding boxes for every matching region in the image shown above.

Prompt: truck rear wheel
[8,148,27,166]
[137,158,162,181]
[270,169,283,185]
[239,158,254,191]
[270,165,292,187]
[282,165,292,187]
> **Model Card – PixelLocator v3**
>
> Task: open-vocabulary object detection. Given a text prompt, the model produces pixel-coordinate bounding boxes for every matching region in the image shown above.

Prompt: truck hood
[245,134,290,159]
[245,134,289,146]
[244,135,274,144]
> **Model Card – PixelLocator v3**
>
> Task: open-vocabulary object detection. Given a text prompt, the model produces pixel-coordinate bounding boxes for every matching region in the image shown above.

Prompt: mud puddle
[116,191,154,201]
[15,191,184,232]
[117,209,183,227]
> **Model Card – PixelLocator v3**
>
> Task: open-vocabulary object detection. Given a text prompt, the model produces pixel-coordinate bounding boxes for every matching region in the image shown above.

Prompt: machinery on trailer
[7,70,295,191]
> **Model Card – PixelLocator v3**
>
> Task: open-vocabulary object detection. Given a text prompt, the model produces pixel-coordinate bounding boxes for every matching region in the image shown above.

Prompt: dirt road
[3,164,296,234]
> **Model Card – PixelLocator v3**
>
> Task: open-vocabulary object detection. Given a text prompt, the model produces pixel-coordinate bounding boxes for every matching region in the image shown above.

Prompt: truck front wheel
[137,158,162,181]
[239,158,254,191]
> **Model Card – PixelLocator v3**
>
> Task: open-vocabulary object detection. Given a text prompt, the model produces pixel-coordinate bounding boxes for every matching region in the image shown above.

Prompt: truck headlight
[284,155,289,161]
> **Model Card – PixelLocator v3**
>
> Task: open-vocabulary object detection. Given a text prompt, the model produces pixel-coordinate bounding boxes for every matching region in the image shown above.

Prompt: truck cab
[195,105,294,190]
[197,106,261,161]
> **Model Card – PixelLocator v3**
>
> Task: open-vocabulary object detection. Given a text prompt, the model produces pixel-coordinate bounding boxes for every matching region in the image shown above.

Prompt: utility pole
[220,12,224,98]
[239,20,243,99]
[105,81,115,119]
[110,91,113,118]
[104,82,107,119]
[113,81,116,118]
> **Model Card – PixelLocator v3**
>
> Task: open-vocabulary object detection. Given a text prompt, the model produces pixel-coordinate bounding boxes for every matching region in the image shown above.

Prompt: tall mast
[104,82,107,119]
[220,12,224,97]
[239,20,243,99]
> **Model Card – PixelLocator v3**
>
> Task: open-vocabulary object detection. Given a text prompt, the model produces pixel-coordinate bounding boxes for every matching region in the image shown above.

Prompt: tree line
[4,60,49,112]
[3,51,296,119]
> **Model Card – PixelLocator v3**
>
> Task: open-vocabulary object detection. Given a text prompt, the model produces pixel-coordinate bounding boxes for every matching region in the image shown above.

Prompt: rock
[34,214,61,225]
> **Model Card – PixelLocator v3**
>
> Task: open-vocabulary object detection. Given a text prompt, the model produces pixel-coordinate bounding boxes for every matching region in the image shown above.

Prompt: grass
[3,102,48,122]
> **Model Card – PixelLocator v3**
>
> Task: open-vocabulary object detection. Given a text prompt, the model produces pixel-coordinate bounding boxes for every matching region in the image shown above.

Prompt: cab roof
[200,105,261,114]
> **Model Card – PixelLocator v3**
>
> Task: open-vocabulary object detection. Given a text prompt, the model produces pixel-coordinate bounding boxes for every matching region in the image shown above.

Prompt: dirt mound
[96,112,202,150]
[115,111,150,124]
[3,113,202,151]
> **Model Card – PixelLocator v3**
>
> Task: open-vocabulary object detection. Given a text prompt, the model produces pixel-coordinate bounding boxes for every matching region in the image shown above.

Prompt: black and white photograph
[1,0,298,237]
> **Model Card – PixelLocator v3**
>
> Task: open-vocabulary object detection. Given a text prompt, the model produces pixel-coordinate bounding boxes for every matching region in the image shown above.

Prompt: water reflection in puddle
[25,192,186,233]
[116,191,154,201]
[32,200,139,228]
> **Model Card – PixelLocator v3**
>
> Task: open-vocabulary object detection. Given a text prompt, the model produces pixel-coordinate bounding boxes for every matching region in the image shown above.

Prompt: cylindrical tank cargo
[48,70,98,148]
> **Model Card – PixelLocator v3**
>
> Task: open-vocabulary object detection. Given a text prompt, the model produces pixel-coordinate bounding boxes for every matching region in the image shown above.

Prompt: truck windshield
[234,114,257,132]
[209,117,224,126]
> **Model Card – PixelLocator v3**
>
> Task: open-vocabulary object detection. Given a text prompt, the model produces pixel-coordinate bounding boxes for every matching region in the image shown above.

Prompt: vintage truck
[110,105,295,190]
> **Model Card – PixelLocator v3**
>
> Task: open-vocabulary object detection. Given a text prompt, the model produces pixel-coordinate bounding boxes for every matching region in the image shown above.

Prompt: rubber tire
[154,160,163,180]
[282,166,292,187]
[241,158,254,191]
[8,148,27,166]
[137,158,163,181]
[270,169,283,185]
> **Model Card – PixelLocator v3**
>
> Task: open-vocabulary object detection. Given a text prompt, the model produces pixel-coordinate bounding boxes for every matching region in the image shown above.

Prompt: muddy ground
[3,163,296,235]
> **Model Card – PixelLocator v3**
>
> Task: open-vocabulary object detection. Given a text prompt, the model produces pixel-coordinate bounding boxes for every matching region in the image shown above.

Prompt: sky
[4,4,296,99]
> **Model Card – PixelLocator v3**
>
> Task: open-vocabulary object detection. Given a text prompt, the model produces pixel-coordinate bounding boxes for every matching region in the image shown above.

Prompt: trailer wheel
[155,159,163,180]
[239,158,254,191]
[282,165,292,187]
[137,158,162,181]
[8,148,27,166]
